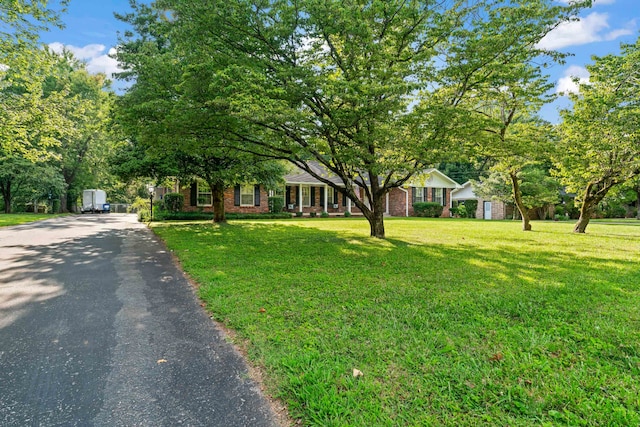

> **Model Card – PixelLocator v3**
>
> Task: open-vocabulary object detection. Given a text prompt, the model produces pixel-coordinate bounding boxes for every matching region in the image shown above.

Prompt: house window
[327,187,334,206]
[240,185,255,206]
[197,182,212,206]
[301,185,311,207]
[434,188,445,206]
[415,187,424,203]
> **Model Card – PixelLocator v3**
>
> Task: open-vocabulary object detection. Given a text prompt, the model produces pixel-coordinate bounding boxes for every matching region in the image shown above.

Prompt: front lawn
[0,213,59,227]
[152,218,640,426]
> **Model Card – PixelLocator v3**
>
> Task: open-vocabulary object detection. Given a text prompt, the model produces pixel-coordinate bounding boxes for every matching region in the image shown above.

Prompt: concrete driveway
[0,214,280,426]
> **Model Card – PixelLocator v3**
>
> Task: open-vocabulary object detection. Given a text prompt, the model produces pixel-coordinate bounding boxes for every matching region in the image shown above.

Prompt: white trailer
[81,189,110,213]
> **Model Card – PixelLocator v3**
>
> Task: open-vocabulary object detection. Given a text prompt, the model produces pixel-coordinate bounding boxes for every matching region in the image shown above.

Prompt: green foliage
[463,200,478,218]
[321,211,329,218]
[153,218,640,426]
[343,211,351,218]
[295,212,303,217]
[268,196,284,214]
[555,36,640,232]
[413,202,444,218]
[132,0,585,238]
[163,192,184,213]
[152,211,293,221]
[137,208,150,222]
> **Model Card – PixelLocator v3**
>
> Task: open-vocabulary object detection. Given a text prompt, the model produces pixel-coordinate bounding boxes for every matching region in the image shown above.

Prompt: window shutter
[319,187,325,206]
[443,188,447,207]
[342,191,347,206]
[254,185,260,206]
[411,187,416,204]
[234,185,240,206]
[333,189,339,205]
[310,187,315,206]
[190,182,197,206]
[432,188,436,203]
[286,186,291,205]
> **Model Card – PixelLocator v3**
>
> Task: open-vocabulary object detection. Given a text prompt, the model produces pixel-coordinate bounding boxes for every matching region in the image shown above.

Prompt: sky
[40,0,640,123]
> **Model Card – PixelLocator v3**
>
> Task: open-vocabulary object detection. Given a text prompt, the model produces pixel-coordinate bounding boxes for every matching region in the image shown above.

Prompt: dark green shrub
[321,211,329,218]
[343,211,351,217]
[310,212,317,217]
[413,202,443,218]
[157,212,293,220]
[295,211,303,217]
[163,193,184,212]
[463,200,478,218]
[268,196,285,213]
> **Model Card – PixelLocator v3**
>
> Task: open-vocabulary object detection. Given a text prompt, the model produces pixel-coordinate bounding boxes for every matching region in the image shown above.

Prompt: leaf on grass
[259,307,266,313]
[489,352,503,362]
[352,368,363,377]
[157,359,168,364]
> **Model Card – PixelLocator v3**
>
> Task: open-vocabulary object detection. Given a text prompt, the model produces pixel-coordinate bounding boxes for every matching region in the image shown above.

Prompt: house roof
[451,181,477,200]
[406,169,461,189]
[283,162,345,186]
[284,161,460,189]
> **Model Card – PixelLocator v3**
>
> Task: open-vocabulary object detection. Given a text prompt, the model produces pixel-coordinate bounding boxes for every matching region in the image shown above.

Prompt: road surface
[0,214,280,426]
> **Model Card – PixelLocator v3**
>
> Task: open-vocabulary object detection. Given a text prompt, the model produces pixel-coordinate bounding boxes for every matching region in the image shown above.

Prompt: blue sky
[40,0,640,122]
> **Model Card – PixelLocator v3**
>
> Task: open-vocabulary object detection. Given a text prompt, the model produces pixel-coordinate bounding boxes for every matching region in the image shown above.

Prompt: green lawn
[152,218,640,426]
[0,213,59,227]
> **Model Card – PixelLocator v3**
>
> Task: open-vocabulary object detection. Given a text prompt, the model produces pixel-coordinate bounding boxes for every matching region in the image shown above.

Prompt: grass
[0,213,59,227]
[152,218,640,426]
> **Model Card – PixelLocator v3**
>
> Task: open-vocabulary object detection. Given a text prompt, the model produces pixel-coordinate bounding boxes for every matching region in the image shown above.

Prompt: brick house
[178,163,461,217]
[451,181,511,220]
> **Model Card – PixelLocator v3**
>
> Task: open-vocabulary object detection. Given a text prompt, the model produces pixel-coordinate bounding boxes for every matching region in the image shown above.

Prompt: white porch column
[298,185,303,213]
[385,193,389,215]
[347,197,352,213]
[324,184,328,212]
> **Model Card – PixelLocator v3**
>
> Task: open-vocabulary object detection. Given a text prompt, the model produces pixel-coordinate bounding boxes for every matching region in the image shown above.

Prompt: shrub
[138,208,150,222]
[321,211,329,218]
[130,197,151,213]
[343,211,351,217]
[268,196,285,213]
[413,202,443,218]
[310,211,317,217]
[156,212,293,221]
[163,193,184,212]
[463,200,478,218]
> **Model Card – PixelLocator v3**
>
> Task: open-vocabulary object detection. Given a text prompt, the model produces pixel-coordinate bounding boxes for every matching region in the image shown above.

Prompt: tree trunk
[573,182,609,233]
[573,198,596,233]
[1,181,11,213]
[211,182,226,223]
[3,193,10,214]
[509,172,531,231]
[364,190,386,239]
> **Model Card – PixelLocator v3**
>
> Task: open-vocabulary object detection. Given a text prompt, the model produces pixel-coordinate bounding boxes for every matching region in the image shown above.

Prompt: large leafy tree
[113,1,286,222]
[45,51,115,212]
[556,37,640,233]
[154,0,588,238]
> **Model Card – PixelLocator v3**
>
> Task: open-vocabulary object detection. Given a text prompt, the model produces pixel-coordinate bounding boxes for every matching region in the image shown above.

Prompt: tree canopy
[113,0,590,237]
[555,36,640,233]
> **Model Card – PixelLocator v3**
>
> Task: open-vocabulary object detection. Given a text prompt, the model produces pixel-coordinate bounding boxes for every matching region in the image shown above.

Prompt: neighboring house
[177,163,461,218]
[451,181,511,220]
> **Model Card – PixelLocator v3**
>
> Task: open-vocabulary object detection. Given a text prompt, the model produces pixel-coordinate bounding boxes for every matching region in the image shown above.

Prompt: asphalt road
[0,214,280,427]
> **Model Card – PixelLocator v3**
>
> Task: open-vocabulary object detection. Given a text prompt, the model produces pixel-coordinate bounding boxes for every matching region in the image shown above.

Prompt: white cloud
[536,12,634,50]
[556,65,590,94]
[48,42,124,78]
